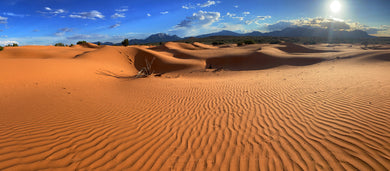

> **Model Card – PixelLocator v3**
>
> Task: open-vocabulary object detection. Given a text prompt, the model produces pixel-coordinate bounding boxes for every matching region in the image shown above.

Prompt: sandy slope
[0,43,389,170]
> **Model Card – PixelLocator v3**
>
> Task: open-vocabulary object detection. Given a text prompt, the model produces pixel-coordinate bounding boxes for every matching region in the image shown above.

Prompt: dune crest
[277,42,338,53]
[192,42,218,49]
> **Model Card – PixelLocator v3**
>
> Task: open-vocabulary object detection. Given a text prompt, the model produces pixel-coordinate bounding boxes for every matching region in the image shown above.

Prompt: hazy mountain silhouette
[195,30,243,38]
[195,28,372,38]
[265,27,372,38]
[97,27,373,45]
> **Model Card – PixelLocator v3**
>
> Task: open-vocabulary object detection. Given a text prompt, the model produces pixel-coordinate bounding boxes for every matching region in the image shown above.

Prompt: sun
[330,1,342,13]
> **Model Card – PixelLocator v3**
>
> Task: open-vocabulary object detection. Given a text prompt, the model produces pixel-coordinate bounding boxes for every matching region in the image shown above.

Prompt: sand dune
[368,52,390,61]
[164,42,203,50]
[192,42,218,49]
[0,46,95,59]
[277,43,338,53]
[205,51,324,70]
[0,42,389,170]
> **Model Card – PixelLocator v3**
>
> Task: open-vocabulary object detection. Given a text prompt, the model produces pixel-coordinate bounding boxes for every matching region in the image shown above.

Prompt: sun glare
[330,1,341,13]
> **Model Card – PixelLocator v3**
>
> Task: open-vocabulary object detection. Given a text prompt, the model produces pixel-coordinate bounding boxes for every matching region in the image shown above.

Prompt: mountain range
[94,27,373,45]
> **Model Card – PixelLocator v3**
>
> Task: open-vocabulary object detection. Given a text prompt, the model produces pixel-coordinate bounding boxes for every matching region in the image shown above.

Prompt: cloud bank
[172,10,221,36]
[183,1,220,9]
[0,40,19,46]
[263,17,390,36]
[175,10,220,28]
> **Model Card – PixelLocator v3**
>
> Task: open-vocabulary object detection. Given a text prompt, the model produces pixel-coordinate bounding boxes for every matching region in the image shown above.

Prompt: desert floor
[0,42,389,170]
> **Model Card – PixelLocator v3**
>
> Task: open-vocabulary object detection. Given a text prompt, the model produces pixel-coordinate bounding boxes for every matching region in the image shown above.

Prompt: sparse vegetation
[77,41,87,45]
[244,39,256,45]
[136,57,156,78]
[97,42,101,45]
[6,43,18,47]
[269,40,282,44]
[122,39,129,46]
[54,43,65,46]
[361,41,369,49]
[212,41,225,46]
[0,46,3,51]
[237,42,244,46]
[303,39,317,45]
[70,44,74,47]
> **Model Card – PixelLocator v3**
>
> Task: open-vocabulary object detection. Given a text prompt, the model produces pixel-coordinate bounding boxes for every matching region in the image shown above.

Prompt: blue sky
[0,0,389,45]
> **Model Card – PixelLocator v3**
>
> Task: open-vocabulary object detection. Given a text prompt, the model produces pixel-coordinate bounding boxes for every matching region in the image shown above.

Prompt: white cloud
[233,17,244,21]
[265,18,351,31]
[109,23,121,29]
[349,24,390,37]
[257,16,271,20]
[38,7,66,17]
[183,1,220,9]
[226,12,244,21]
[54,32,65,36]
[112,7,128,18]
[245,15,271,25]
[0,35,82,45]
[172,10,221,36]
[111,13,125,18]
[226,12,250,21]
[55,28,73,36]
[243,11,250,15]
[115,8,128,12]
[69,10,104,20]
[3,12,26,17]
[226,12,236,17]
[0,16,7,24]
[234,5,239,8]
[217,22,245,32]
[160,11,169,15]
[58,28,72,32]
[1,32,141,45]
[182,5,195,9]
[373,25,390,37]
[0,40,19,46]
[53,9,65,14]
[197,0,220,7]
[147,13,151,17]
[175,10,220,28]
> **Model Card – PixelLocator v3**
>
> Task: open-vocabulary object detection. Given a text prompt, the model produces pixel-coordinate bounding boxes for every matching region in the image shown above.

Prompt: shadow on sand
[205,52,325,71]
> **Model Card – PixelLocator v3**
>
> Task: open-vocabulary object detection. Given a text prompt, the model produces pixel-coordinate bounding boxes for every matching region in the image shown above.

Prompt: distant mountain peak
[94,27,373,46]
[148,33,171,38]
[268,27,372,38]
[195,30,242,38]
[144,33,181,43]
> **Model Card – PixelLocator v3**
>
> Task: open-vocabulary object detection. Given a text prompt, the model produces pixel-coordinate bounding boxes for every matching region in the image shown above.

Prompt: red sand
[0,43,389,170]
